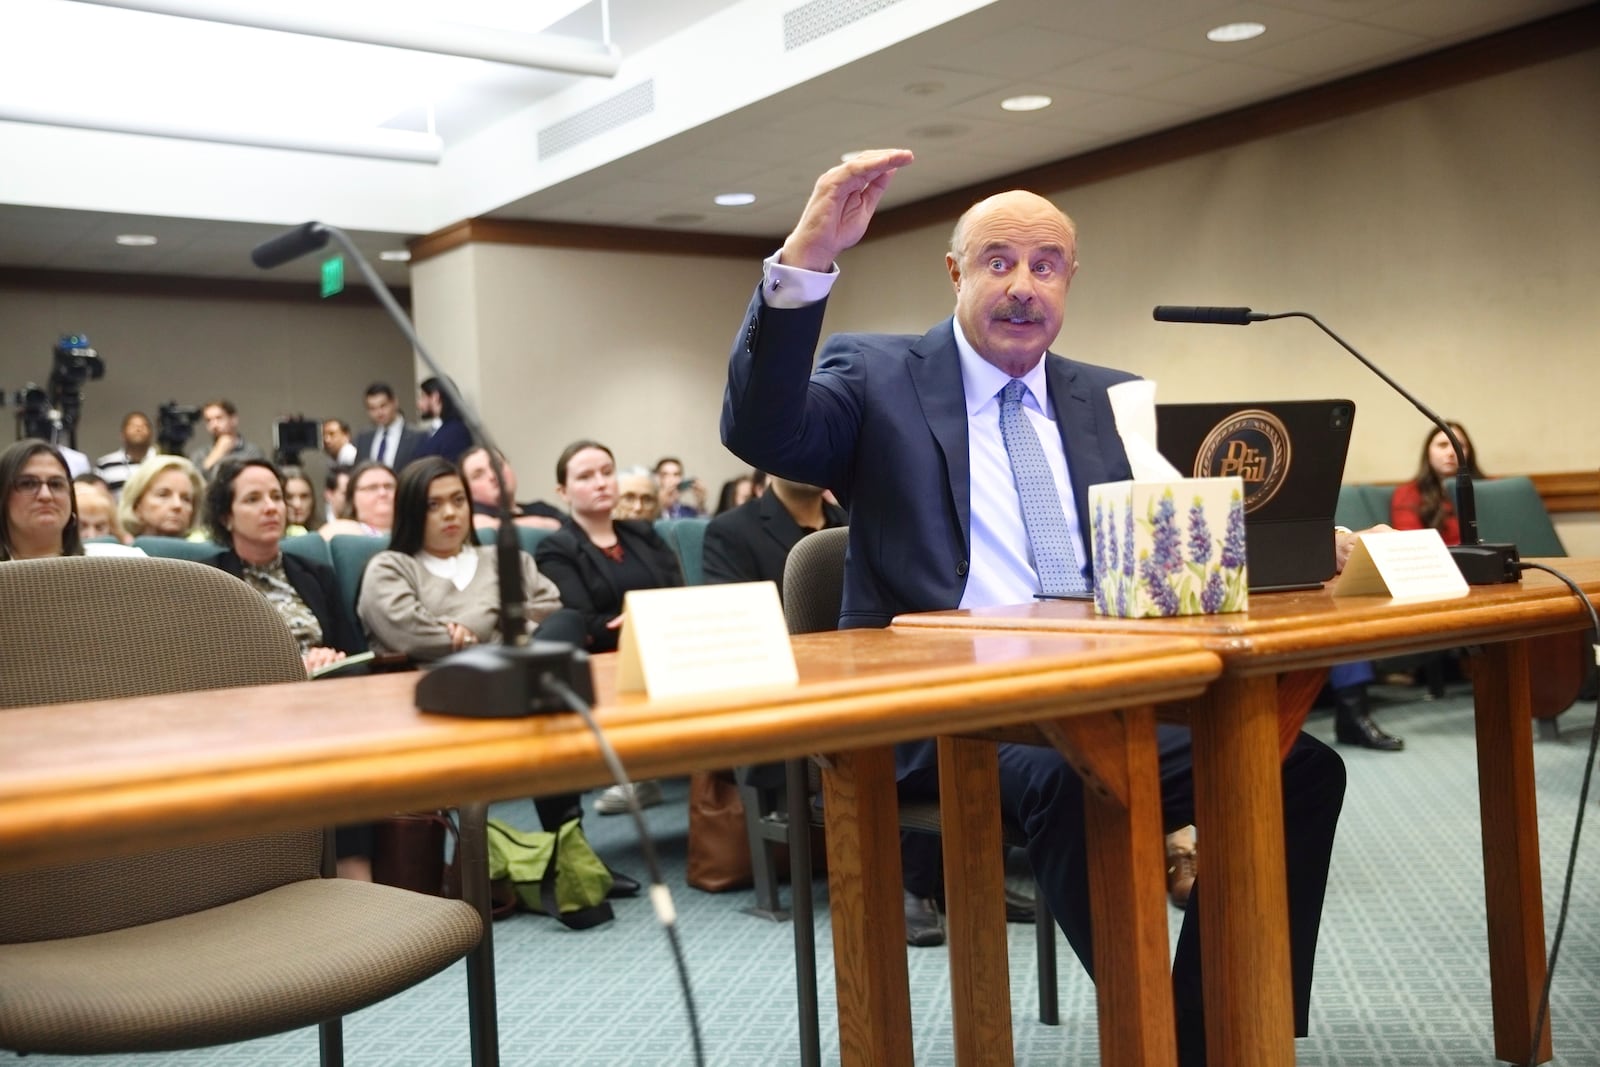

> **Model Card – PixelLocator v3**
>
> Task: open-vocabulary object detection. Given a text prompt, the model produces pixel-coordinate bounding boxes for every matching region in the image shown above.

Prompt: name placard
[1333,529,1469,601]
[615,581,799,698]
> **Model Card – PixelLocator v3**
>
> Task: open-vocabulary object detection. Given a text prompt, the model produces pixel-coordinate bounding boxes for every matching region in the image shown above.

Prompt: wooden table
[0,627,1221,1067]
[894,558,1600,1067]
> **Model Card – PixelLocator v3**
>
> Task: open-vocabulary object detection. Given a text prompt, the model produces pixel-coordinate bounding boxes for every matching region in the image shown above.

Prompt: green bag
[486,817,614,929]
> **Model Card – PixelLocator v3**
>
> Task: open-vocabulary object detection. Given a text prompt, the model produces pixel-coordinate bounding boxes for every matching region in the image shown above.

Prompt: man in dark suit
[354,382,425,471]
[701,476,846,589]
[720,149,1345,1065]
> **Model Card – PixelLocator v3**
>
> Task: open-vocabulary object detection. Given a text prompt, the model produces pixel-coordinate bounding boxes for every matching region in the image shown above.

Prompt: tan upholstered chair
[0,556,486,1063]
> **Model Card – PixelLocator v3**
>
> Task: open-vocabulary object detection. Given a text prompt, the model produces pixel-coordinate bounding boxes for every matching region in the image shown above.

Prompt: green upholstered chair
[0,556,485,1063]
[655,517,709,586]
[473,524,557,556]
[1469,476,1567,556]
[132,535,224,564]
[281,531,335,570]
[326,534,389,630]
[1336,485,1392,531]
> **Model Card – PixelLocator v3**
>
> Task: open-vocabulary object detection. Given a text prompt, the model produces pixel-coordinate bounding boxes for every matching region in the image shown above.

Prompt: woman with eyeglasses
[0,439,85,561]
[319,460,396,540]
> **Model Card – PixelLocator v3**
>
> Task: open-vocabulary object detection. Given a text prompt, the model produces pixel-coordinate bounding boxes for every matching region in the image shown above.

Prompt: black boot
[1333,684,1403,751]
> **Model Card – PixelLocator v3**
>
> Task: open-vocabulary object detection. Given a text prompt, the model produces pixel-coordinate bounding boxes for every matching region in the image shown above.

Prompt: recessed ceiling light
[1000,94,1053,113]
[378,249,412,262]
[1207,21,1266,43]
[115,234,157,247]
[714,193,756,207]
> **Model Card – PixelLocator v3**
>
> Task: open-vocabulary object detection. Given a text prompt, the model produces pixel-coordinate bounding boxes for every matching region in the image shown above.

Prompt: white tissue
[1107,380,1184,480]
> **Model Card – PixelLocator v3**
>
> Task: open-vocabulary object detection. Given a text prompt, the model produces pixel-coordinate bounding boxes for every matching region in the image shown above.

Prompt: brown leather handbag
[372,812,456,896]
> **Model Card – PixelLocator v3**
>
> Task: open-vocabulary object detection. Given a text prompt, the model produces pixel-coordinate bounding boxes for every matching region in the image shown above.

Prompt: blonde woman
[118,454,205,539]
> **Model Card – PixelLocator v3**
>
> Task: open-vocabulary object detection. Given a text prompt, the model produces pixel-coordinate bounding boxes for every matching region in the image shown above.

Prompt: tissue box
[1089,477,1248,617]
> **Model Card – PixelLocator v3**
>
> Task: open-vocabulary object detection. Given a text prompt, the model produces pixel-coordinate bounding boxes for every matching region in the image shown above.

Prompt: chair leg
[1033,882,1059,1026]
[786,757,822,1067]
[1537,717,1561,741]
[458,803,500,1067]
[739,779,789,921]
[319,1018,344,1067]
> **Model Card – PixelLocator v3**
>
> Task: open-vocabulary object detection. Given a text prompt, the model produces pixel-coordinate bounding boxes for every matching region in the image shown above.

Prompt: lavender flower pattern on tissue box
[1089,477,1248,617]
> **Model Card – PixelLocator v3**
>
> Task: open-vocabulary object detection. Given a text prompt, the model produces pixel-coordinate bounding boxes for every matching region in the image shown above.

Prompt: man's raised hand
[779,149,914,273]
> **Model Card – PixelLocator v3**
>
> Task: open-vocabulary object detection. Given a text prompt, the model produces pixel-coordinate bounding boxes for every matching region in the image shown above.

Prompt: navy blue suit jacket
[722,287,1136,630]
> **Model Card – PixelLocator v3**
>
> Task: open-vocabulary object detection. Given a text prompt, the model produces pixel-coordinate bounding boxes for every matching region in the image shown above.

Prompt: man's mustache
[991,300,1043,322]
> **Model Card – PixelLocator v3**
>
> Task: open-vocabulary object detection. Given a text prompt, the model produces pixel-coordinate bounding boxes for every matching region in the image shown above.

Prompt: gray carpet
[16,685,1600,1065]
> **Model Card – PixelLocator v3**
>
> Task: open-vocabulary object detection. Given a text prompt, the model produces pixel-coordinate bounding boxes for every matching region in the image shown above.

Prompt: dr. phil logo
[1194,410,1290,513]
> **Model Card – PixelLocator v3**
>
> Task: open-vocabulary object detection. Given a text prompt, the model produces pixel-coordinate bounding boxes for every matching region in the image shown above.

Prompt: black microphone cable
[1513,561,1600,1067]
[539,674,707,1067]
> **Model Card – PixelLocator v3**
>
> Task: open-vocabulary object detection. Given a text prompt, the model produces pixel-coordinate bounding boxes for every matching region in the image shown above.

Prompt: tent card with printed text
[615,582,799,699]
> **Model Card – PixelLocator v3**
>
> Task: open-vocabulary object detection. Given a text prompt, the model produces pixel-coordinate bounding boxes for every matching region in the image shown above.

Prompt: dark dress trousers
[534,519,684,654]
[720,286,1345,1063]
[701,490,847,588]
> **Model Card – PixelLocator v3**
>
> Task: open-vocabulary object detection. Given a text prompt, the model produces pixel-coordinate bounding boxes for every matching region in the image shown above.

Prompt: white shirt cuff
[762,251,839,309]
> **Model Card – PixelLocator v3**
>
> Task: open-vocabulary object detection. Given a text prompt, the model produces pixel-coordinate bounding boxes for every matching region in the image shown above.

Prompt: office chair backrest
[781,526,848,636]
[0,556,316,943]
[1468,476,1566,556]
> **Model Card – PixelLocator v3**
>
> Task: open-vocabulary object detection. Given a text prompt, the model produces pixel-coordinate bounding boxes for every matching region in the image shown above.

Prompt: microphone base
[414,641,593,718]
[1450,542,1521,585]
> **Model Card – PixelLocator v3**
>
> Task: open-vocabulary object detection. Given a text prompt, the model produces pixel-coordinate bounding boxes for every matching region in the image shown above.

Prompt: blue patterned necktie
[999,378,1086,596]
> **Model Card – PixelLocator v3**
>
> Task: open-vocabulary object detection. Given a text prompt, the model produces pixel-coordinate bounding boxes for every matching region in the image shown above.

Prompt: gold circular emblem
[1193,409,1291,512]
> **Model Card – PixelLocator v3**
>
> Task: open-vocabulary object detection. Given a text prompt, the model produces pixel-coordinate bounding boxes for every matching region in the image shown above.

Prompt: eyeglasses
[354,482,395,494]
[12,475,70,496]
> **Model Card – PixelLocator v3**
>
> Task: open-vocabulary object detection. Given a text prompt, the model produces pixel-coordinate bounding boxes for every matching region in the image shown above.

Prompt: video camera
[157,401,202,455]
[5,335,105,445]
[272,415,320,466]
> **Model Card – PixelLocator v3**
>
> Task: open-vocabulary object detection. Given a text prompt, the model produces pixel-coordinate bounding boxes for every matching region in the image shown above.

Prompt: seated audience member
[204,458,361,674]
[191,398,264,477]
[203,458,374,880]
[613,466,661,522]
[411,377,472,465]
[1,440,84,561]
[96,410,154,496]
[73,476,131,543]
[119,454,205,539]
[654,456,706,518]
[280,466,317,535]
[319,461,396,540]
[537,441,684,814]
[356,457,592,844]
[714,474,755,516]
[460,445,564,531]
[323,466,351,528]
[702,476,845,587]
[1391,420,1481,543]
[322,418,357,467]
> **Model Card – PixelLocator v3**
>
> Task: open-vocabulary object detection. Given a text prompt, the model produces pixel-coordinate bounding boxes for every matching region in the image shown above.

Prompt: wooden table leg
[1046,707,1178,1067]
[1189,674,1296,1067]
[822,746,914,1067]
[938,736,1014,1067]
[1474,639,1553,1065]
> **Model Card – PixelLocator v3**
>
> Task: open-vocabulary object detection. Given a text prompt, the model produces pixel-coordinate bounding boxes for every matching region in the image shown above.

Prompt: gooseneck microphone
[252,221,593,713]
[1152,305,1269,325]
[1152,304,1520,585]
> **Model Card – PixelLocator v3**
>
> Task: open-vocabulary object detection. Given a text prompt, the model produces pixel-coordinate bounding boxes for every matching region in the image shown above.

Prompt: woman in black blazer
[535,440,683,816]
[534,440,683,655]
[203,459,364,669]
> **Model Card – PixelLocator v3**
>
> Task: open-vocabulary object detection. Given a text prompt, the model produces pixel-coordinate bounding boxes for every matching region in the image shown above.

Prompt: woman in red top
[1390,421,1482,546]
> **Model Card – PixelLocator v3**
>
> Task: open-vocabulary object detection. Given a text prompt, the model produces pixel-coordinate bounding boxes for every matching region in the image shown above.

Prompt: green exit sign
[320,255,345,298]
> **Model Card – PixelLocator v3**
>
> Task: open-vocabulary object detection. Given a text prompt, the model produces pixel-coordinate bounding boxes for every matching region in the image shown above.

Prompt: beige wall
[412,242,758,498]
[0,285,414,491]
[820,48,1600,551]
